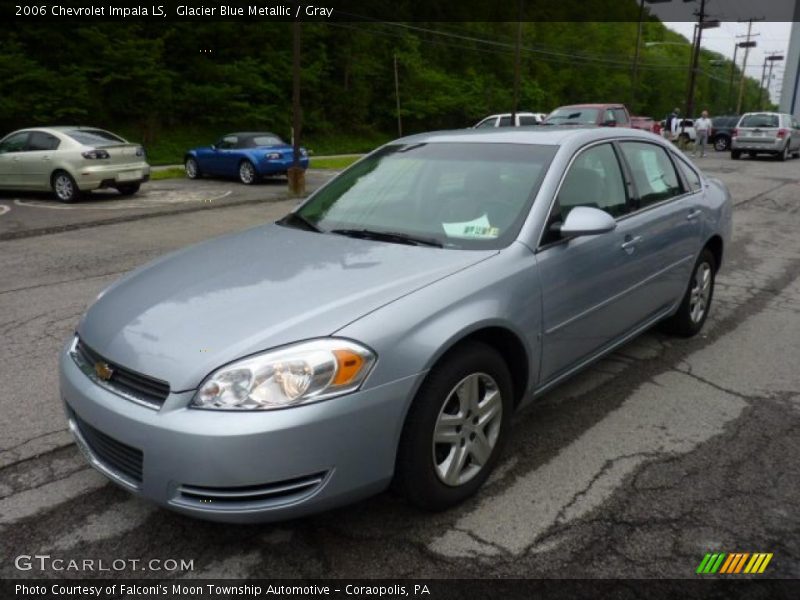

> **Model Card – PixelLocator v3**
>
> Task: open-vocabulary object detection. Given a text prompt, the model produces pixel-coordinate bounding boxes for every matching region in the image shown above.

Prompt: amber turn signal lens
[332,349,365,385]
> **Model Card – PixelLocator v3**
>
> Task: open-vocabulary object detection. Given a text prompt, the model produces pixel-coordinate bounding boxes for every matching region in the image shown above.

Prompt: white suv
[731,112,800,161]
[473,112,546,128]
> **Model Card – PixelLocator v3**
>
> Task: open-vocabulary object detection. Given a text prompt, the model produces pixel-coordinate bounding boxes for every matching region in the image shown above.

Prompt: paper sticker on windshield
[442,214,500,239]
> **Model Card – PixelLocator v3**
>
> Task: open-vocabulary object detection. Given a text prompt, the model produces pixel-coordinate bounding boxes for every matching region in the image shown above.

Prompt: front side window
[613,108,628,124]
[519,116,538,126]
[0,132,30,153]
[556,143,628,221]
[498,116,513,127]
[217,135,238,149]
[292,142,556,250]
[620,142,682,208]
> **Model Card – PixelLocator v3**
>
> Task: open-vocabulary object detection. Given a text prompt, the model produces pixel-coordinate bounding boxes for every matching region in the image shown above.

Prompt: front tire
[394,341,513,511]
[185,157,201,179]
[238,160,257,185]
[51,171,81,203]
[661,248,716,337]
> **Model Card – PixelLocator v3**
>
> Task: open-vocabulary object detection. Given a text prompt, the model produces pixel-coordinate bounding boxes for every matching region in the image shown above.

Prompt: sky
[644,0,795,103]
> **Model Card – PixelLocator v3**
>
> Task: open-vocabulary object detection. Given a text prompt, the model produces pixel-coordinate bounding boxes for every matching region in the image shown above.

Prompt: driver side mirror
[211,144,217,151]
[557,206,617,239]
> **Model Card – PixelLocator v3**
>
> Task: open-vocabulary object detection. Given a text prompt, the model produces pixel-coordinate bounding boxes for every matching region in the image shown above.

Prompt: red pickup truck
[543,103,658,133]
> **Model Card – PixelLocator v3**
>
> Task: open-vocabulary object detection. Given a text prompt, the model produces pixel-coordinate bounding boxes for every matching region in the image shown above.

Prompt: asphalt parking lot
[0,152,798,580]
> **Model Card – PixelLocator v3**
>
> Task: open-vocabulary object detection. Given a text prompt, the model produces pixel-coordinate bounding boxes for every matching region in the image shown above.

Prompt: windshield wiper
[330,228,443,248]
[278,212,321,232]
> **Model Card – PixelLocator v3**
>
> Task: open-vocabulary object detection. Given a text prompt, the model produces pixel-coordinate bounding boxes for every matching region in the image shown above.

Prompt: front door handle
[42,155,51,161]
[621,235,643,254]
[687,209,702,221]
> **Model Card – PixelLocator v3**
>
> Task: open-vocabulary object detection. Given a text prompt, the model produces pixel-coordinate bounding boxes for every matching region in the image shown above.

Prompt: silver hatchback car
[0,126,150,202]
[60,128,732,522]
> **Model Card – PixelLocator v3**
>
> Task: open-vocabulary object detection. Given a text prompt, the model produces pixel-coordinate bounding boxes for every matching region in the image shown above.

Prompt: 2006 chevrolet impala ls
[60,127,732,522]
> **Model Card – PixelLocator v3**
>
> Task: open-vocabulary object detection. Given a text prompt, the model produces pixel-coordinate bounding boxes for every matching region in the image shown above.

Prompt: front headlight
[191,339,376,410]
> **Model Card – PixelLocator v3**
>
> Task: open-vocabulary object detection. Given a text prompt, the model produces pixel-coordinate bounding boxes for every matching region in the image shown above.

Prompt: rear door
[0,131,30,188]
[616,141,703,315]
[737,113,780,144]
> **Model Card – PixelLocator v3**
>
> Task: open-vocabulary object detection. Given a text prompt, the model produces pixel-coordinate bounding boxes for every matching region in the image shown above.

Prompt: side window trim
[536,140,629,251]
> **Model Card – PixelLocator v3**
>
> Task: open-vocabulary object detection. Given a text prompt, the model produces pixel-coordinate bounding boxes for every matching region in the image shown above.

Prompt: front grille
[74,338,170,408]
[175,472,328,510]
[73,412,143,485]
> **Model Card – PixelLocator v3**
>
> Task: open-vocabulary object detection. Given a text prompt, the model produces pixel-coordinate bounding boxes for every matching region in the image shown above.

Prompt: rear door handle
[42,155,51,161]
[687,209,702,221]
[621,235,643,253]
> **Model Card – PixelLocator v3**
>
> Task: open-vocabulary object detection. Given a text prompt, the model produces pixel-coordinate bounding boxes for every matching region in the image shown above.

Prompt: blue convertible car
[184,132,309,184]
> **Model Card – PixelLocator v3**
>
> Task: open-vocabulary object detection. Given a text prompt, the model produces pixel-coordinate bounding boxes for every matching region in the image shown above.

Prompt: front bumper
[75,162,151,190]
[59,342,419,523]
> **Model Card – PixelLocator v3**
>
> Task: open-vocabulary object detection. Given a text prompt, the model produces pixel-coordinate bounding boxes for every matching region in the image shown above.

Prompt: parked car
[61,127,731,522]
[731,112,800,161]
[709,115,739,151]
[543,103,630,127]
[630,116,658,134]
[0,127,149,203]
[185,132,309,185]
[660,118,696,144]
[473,112,547,128]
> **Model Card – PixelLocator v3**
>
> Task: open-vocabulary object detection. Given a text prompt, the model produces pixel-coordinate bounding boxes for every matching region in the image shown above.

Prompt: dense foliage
[0,15,771,159]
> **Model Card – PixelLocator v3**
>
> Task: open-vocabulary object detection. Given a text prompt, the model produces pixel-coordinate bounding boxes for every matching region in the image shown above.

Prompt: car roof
[393,126,660,146]
[554,104,624,109]
[224,131,281,138]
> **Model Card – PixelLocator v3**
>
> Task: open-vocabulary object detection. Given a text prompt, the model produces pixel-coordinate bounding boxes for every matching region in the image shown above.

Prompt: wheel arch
[704,234,723,272]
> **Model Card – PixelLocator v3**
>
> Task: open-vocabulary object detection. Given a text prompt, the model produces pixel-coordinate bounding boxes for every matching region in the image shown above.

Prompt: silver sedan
[60,127,732,522]
[0,126,150,202]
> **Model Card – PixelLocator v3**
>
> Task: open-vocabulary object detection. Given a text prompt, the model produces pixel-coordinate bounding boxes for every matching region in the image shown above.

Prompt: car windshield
[64,129,126,146]
[292,142,556,250]
[544,108,599,125]
[740,114,779,128]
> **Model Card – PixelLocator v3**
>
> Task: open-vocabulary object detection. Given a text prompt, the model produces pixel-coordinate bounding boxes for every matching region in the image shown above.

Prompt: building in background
[780,19,800,117]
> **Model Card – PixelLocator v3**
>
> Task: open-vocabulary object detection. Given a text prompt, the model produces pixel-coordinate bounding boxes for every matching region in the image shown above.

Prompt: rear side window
[519,116,538,126]
[620,142,682,208]
[498,116,513,127]
[674,156,702,192]
[613,108,628,124]
[249,135,283,146]
[27,132,60,151]
[65,129,125,146]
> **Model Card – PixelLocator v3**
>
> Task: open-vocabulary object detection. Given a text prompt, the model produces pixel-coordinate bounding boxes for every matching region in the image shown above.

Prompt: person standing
[664,107,680,141]
[694,110,712,158]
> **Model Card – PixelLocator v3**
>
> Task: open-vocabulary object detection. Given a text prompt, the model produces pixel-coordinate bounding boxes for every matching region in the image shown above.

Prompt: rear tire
[731,150,741,160]
[116,183,140,196]
[713,136,730,151]
[394,341,513,511]
[51,171,81,203]
[777,144,789,161]
[661,248,716,338]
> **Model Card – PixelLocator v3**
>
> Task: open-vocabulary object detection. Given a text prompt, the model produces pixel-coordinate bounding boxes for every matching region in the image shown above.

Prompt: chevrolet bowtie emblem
[94,361,114,381]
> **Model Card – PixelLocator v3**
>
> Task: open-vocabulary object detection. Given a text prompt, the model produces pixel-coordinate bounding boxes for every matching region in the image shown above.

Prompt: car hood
[78,224,496,391]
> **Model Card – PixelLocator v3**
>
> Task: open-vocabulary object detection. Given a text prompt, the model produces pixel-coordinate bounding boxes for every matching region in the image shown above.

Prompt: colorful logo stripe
[697,553,773,574]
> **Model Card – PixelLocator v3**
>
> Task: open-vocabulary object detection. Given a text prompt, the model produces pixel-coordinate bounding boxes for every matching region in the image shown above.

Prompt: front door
[0,132,30,188]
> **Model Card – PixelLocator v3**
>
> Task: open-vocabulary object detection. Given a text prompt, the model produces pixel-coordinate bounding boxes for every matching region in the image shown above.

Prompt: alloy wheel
[689,262,712,323]
[185,158,197,178]
[54,174,74,201]
[432,372,503,487]
[239,161,255,184]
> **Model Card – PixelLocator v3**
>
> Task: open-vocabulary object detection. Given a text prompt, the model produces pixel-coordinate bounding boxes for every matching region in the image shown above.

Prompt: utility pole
[736,17,764,115]
[393,53,402,137]
[727,41,739,113]
[763,53,785,109]
[511,10,523,123]
[288,21,304,197]
[759,56,769,110]
[685,0,713,126]
[630,0,647,113]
